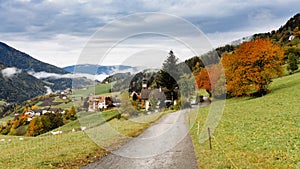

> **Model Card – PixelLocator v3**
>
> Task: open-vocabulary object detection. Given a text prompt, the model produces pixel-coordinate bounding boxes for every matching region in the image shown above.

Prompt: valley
[0,11,299,169]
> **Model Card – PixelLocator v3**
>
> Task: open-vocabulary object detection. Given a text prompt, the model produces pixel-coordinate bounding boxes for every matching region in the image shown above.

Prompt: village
[87,77,181,113]
[14,88,73,122]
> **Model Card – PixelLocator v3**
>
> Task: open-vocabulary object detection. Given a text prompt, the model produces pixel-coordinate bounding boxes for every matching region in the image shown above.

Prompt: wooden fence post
[208,127,212,150]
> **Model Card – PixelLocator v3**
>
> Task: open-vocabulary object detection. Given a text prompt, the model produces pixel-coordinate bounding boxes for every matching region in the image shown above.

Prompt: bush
[15,126,27,136]
[181,100,191,109]
[1,127,10,135]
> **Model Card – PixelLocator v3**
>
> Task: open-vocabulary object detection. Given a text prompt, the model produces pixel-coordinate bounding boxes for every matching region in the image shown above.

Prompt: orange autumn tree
[195,64,225,98]
[222,38,284,97]
[195,68,211,96]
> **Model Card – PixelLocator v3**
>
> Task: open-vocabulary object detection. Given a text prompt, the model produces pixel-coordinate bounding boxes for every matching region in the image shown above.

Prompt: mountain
[63,64,139,75]
[101,72,131,84]
[0,42,68,74]
[194,13,300,66]
[0,64,46,103]
[108,69,158,92]
[0,41,97,91]
[253,13,300,45]
[42,77,97,91]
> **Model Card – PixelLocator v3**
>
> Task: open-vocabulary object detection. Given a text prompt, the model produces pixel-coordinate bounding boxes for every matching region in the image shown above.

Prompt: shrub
[15,126,27,136]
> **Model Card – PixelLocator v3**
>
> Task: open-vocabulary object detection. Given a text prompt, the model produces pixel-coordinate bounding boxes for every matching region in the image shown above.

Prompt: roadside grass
[187,72,300,168]
[0,109,169,169]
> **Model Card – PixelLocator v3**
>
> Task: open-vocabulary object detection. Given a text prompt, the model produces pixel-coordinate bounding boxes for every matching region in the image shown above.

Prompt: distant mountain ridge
[63,64,139,75]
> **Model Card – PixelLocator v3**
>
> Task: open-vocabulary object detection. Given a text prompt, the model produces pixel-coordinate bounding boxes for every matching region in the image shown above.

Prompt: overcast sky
[0,0,299,68]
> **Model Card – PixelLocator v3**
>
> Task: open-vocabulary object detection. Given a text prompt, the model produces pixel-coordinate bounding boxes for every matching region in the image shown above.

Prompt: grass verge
[187,72,300,168]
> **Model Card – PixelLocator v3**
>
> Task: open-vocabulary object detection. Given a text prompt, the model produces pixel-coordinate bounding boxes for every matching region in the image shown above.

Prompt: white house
[289,35,295,41]
[98,99,107,110]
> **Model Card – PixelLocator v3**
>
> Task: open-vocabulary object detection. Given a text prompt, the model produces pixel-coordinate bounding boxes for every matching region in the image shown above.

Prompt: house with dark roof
[129,77,173,111]
[140,88,166,111]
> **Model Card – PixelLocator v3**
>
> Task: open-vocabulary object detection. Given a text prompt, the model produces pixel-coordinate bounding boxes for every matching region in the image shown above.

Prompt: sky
[0,0,300,68]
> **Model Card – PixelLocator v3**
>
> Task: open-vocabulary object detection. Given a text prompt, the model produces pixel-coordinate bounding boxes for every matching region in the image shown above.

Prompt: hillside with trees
[0,42,68,74]
[192,13,300,98]
[0,42,99,103]
[253,13,300,45]
[0,64,46,103]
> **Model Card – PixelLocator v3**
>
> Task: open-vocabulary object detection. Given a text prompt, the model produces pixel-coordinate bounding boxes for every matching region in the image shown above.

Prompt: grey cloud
[0,0,300,67]
[1,0,300,41]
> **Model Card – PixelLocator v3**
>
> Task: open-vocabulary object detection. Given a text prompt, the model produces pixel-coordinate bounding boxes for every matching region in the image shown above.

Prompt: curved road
[81,108,199,169]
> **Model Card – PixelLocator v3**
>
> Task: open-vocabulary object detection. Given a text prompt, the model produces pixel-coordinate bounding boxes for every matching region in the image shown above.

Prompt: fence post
[208,127,212,150]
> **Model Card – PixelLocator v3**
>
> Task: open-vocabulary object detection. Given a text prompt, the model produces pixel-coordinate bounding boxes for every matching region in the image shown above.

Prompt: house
[59,94,68,100]
[88,95,113,112]
[289,34,295,41]
[23,108,65,122]
[130,91,140,101]
[60,88,72,95]
[140,88,166,111]
[98,97,107,110]
[24,110,35,117]
[88,95,101,112]
[112,98,121,107]
[129,77,172,111]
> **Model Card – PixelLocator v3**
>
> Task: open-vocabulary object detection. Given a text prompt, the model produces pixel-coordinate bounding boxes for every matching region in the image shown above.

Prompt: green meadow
[0,110,167,169]
[187,72,300,168]
[72,83,113,98]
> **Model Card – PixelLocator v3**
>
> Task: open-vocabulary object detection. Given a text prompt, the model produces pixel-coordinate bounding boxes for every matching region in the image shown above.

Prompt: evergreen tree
[155,50,179,100]
[287,53,299,74]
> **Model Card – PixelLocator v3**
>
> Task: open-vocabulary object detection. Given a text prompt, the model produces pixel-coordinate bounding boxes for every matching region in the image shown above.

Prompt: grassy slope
[0,114,14,125]
[40,110,120,135]
[188,72,300,168]
[72,83,112,97]
[31,83,113,111]
[0,110,168,169]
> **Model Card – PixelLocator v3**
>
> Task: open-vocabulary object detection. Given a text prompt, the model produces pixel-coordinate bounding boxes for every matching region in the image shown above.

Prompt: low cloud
[28,71,110,82]
[110,67,140,75]
[44,86,53,94]
[28,65,142,82]
[1,67,22,78]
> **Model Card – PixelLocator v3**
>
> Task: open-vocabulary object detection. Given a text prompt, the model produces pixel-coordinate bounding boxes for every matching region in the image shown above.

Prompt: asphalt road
[81,109,199,169]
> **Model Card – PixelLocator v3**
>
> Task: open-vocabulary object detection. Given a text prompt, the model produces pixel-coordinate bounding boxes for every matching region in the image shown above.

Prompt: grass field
[32,83,114,111]
[187,72,300,168]
[0,109,168,169]
[72,83,113,98]
[40,110,120,135]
